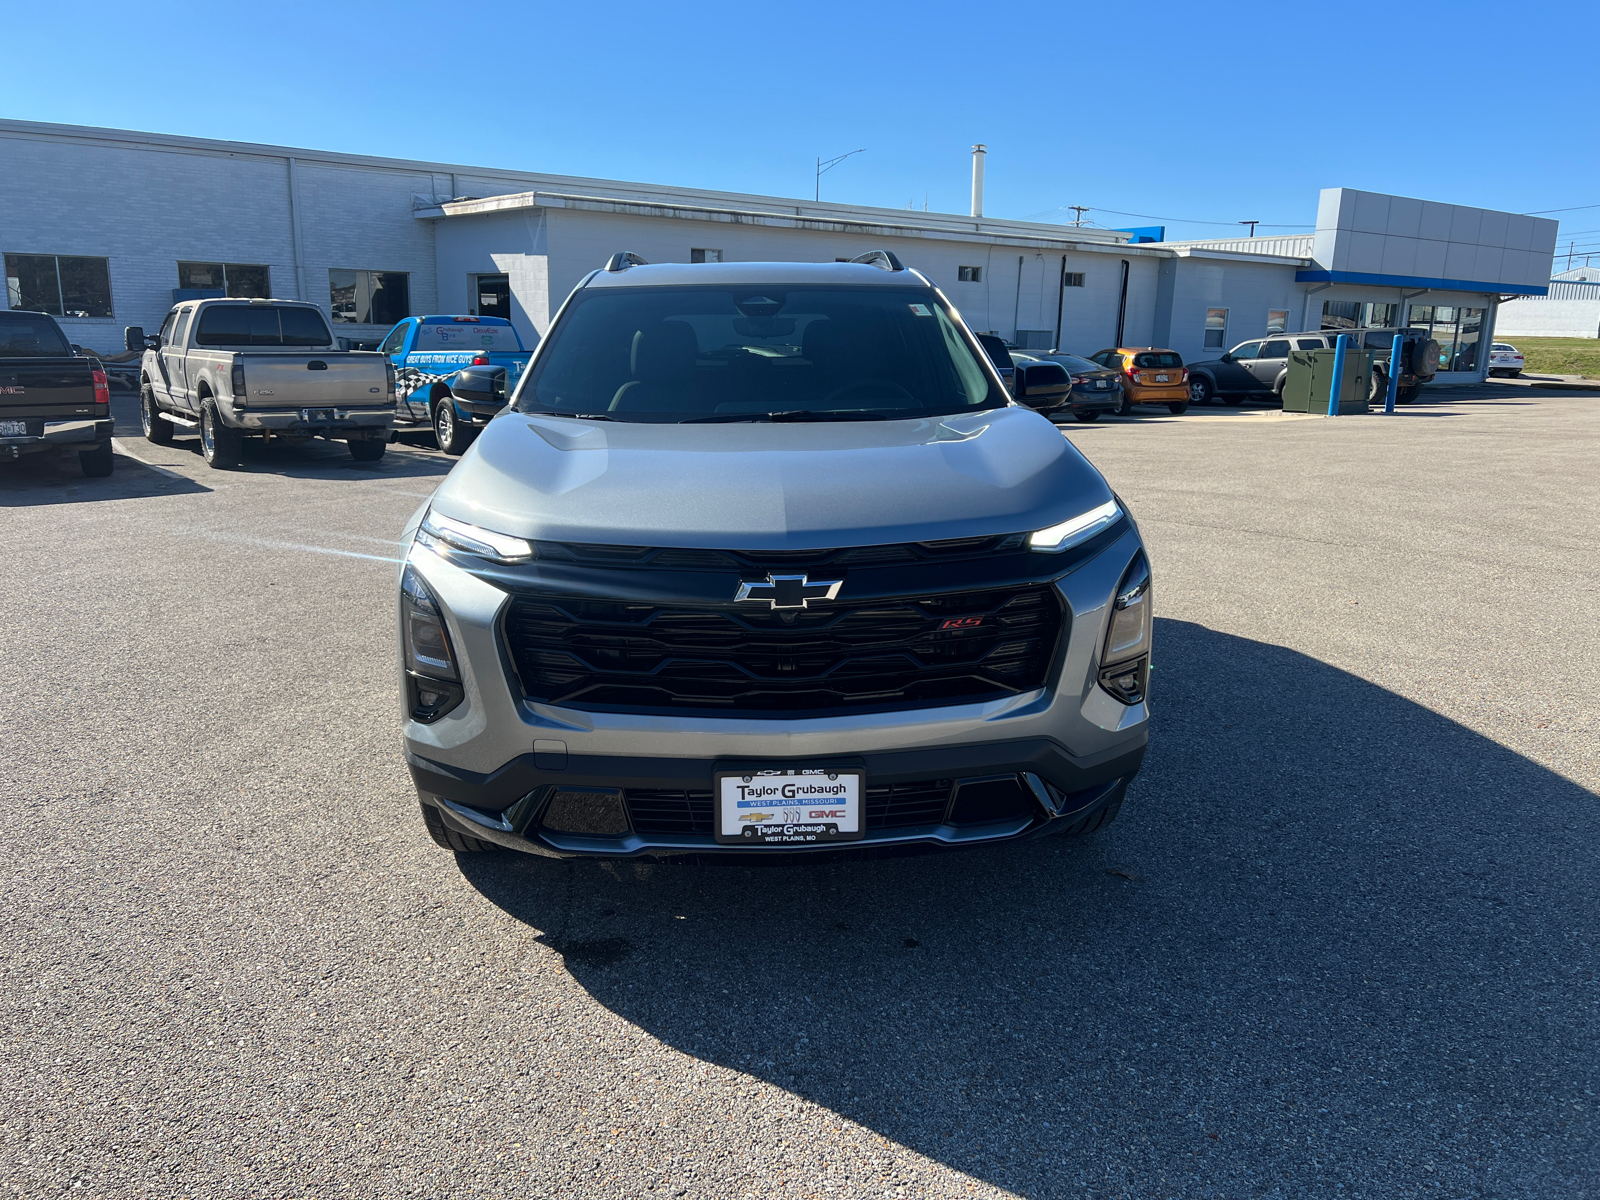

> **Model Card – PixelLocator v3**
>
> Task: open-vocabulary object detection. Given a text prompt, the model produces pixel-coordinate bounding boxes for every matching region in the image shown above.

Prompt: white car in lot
[1488,343,1524,377]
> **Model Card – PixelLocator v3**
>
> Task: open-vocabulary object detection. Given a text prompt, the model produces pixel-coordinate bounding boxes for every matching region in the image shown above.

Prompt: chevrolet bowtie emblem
[734,572,844,610]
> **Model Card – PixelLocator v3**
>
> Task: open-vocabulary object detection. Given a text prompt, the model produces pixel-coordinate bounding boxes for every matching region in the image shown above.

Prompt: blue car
[376,315,533,455]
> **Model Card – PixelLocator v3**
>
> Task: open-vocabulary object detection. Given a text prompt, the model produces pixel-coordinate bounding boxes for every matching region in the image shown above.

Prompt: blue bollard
[1385,333,1402,414]
[1327,333,1348,416]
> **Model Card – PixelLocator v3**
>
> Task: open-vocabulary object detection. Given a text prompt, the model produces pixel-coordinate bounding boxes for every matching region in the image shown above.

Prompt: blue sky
[7,0,1599,254]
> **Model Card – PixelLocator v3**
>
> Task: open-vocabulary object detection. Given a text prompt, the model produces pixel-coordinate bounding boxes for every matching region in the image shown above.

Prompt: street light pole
[815,148,866,202]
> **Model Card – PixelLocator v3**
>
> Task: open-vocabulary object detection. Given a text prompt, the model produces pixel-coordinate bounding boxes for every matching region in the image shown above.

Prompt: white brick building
[0,121,1558,383]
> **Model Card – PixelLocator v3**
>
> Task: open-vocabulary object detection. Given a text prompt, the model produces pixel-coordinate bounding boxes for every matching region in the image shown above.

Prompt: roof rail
[604,251,649,272]
[848,250,906,272]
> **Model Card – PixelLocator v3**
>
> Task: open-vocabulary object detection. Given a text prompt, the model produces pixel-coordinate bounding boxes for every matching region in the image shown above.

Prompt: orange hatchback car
[1087,347,1190,415]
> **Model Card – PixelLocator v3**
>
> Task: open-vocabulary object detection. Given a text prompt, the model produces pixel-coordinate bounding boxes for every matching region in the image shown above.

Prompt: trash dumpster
[1283,347,1374,414]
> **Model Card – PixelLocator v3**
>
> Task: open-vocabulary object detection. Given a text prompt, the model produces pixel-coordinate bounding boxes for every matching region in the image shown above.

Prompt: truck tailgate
[241,354,388,406]
[0,360,98,419]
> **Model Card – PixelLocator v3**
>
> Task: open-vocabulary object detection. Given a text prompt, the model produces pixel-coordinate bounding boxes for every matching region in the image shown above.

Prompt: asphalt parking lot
[3,386,1598,1199]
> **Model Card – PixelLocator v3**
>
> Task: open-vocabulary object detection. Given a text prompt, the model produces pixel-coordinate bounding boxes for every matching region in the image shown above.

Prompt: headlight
[417,509,535,564]
[1029,498,1121,553]
[401,564,464,722]
[1098,553,1151,705]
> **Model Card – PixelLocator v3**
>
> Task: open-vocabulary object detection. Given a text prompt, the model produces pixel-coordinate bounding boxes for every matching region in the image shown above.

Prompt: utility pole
[1068,205,1090,227]
[1239,220,1260,237]
[815,149,866,202]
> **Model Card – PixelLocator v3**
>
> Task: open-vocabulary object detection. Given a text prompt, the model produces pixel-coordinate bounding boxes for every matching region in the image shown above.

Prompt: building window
[1063,272,1085,288]
[177,262,271,298]
[329,270,410,325]
[1409,305,1485,373]
[1321,300,1362,330]
[1204,308,1227,349]
[4,254,113,318]
[1016,329,1053,350]
[1266,309,1288,334]
[690,249,723,264]
[958,265,982,282]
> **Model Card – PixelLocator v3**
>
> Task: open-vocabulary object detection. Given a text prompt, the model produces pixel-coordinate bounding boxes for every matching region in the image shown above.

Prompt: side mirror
[1014,362,1073,409]
[1220,353,1233,363]
[124,327,145,352]
[453,365,507,404]
[144,335,161,351]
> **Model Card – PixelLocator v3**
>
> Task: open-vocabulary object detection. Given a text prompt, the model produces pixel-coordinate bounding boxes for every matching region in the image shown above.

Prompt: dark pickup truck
[0,310,114,476]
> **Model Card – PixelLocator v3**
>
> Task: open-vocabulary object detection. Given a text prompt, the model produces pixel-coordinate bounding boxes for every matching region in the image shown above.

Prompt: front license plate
[715,769,864,845]
[1155,374,1170,382]
[0,420,26,436]
[300,408,335,422]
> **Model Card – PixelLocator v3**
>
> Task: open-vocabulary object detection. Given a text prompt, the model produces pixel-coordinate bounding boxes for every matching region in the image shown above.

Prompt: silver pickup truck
[134,298,396,468]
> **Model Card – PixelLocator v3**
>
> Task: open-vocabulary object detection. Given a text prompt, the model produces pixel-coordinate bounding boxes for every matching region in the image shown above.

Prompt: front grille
[625,779,954,835]
[503,583,1064,715]
[534,534,1028,571]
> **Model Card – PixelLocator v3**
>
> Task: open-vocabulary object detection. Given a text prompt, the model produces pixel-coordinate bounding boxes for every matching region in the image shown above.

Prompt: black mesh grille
[503,583,1064,715]
[625,779,954,836]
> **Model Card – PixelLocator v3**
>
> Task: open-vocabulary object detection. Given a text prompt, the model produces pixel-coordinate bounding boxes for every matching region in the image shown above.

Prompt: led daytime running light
[419,510,535,563]
[1028,499,1121,553]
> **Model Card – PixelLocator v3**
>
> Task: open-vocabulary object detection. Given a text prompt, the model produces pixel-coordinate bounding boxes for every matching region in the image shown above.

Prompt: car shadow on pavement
[0,448,211,506]
[159,432,456,481]
[457,619,1599,1198]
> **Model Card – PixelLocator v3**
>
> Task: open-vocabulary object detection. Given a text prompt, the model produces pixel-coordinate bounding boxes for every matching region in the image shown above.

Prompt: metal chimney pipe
[971,144,986,218]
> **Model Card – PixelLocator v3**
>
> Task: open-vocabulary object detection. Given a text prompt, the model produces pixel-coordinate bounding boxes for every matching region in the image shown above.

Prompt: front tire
[79,440,114,477]
[1072,410,1101,422]
[141,385,173,445]
[348,438,386,462]
[433,396,473,457]
[1189,375,1214,406]
[1115,391,1134,416]
[200,399,242,469]
[1061,784,1125,836]
[420,802,496,853]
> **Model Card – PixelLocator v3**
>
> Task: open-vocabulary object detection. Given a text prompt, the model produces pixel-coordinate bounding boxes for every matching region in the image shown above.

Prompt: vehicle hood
[427,406,1115,549]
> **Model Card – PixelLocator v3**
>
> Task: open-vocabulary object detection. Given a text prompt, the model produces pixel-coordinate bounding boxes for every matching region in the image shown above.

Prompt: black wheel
[141,384,173,445]
[1073,410,1101,422]
[1115,391,1134,416]
[1223,395,1245,406]
[199,399,242,469]
[1509,370,1521,378]
[433,396,474,457]
[1060,786,1125,836]
[79,440,114,477]
[1368,368,1388,406]
[1188,375,1213,405]
[419,801,496,853]
[1397,383,1424,405]
[1166,401,1190,415]
[348,438,386,462]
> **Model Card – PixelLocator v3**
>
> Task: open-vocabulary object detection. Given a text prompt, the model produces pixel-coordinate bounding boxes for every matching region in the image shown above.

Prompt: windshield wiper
[526,410,616,421]
[679,409,893,424]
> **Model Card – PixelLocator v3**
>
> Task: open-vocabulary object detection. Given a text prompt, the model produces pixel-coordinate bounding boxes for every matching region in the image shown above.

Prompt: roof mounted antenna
[604,252,648,272]
[848,250,906,272]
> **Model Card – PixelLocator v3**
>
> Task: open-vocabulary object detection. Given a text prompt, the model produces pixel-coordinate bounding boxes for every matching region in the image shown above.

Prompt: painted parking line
[111,438,194,483]
[184,528,404,563]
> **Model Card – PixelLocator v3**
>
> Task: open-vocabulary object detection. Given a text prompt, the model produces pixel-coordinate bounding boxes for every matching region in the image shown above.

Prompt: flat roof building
[1,121,1558,384]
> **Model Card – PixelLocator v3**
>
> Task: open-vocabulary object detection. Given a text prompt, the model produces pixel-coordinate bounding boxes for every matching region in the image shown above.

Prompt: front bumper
[402,512,1153,857]
[227,403,395,437]
[1,418,114,459]
[418,739,1142,858]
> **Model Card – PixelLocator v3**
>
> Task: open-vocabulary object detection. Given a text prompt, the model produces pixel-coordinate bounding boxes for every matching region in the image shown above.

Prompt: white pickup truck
[134,298,396,468]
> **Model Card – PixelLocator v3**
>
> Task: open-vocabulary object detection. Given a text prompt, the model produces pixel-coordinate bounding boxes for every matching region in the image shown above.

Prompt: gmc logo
[809,809,847,819]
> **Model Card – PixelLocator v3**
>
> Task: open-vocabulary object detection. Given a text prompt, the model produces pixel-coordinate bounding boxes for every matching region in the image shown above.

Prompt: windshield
[515,286,1006,421]
[0,311,72,357]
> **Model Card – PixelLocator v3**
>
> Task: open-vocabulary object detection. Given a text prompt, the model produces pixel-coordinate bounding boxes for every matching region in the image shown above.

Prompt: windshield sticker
[908,304,932,317]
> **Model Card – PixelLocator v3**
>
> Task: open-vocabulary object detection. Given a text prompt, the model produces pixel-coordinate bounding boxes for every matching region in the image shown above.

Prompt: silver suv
[399,252,1152,858]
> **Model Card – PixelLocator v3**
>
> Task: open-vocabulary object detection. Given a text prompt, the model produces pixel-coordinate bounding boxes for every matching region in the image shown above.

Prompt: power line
[1019,204,1311,229]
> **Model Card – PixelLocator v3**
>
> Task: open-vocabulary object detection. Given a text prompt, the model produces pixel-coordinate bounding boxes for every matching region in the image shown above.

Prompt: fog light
[540,788,630,837]
[1097,655,1148,705]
